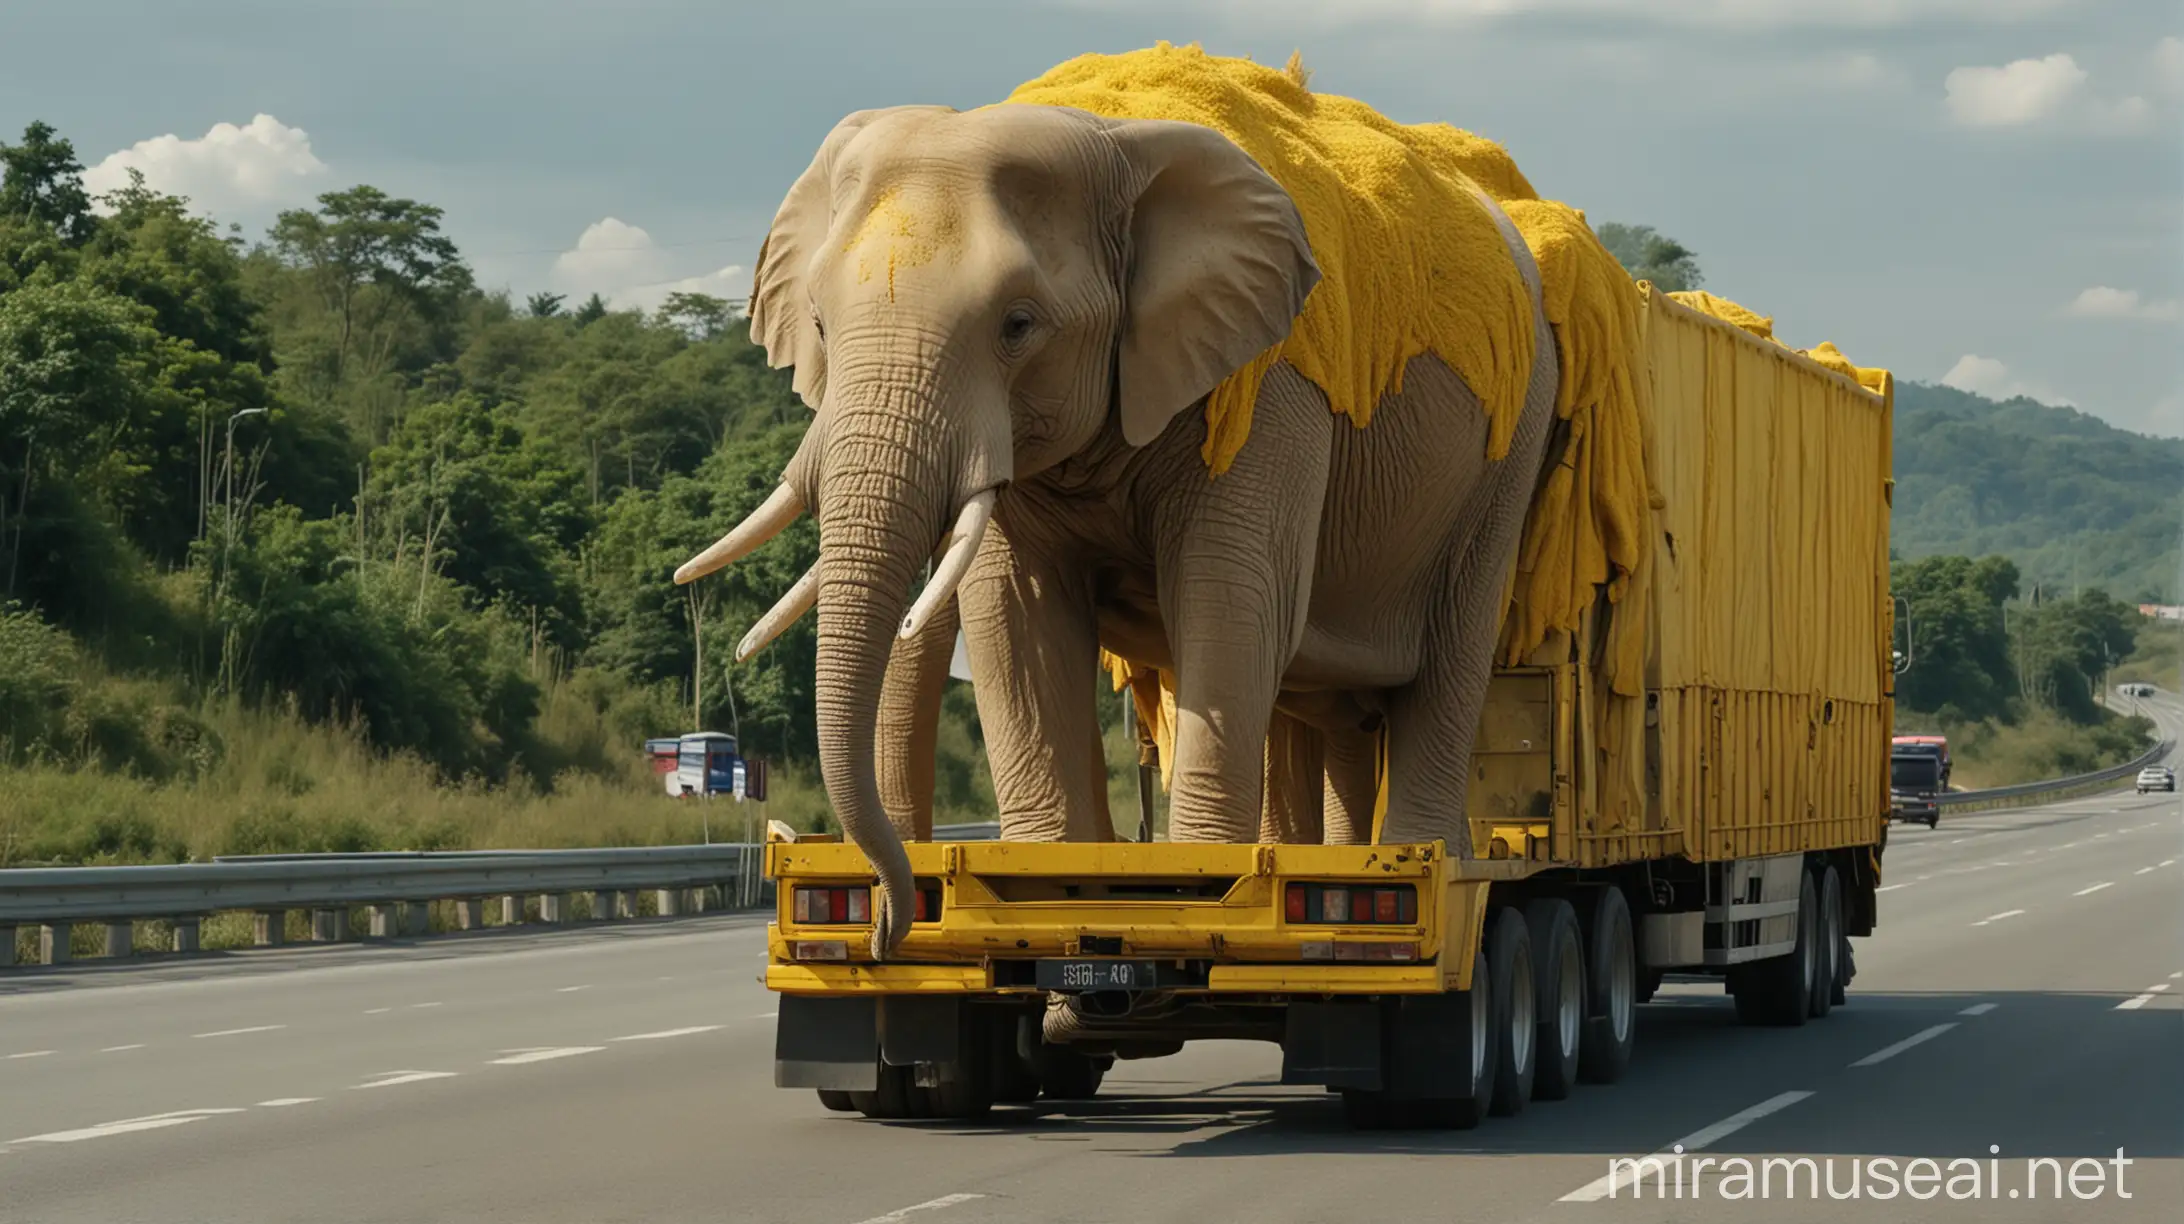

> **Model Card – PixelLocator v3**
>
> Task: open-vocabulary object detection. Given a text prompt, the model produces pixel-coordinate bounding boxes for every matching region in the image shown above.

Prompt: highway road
[3,709,2178,1223]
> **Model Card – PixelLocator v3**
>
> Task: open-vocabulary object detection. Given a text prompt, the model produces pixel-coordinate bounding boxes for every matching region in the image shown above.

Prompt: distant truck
[761,286,1900,1129]
[1889,736,1949,828]
[647,732,766,800]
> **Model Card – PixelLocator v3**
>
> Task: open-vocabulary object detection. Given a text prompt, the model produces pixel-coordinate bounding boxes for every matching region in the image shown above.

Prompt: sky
[5,0,2180,436]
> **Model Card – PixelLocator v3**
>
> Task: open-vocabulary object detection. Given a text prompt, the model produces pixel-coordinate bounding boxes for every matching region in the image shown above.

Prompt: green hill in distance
[1889,381,2183,604]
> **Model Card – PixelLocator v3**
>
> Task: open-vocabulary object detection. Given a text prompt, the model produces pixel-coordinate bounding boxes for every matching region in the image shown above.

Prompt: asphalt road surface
[3,723,2178,1223]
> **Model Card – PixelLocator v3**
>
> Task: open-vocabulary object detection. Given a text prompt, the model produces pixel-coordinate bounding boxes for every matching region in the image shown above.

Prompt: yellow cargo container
[761,284,1896,1131]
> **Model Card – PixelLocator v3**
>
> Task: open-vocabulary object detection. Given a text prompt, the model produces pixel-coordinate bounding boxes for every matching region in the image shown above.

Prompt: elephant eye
[810,308,826,347]
[1001,308,1037,349]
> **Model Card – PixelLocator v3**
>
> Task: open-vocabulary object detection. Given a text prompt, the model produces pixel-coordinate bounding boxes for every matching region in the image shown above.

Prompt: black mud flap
[1280,1000,1382,1091]
[774,995,878,1091]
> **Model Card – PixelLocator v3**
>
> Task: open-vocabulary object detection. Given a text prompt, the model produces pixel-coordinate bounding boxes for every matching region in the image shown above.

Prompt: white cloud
[1941,354,2076,406]
[2062,286,2184,323]
[2154,36,2184,96]
[1052,0,2067,30]
[549,217,746,312]
[1943,53,2087,126]
[83,114,327,217]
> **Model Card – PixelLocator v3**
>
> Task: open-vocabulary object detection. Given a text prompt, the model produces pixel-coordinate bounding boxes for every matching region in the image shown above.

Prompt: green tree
[1597,221,1703,292]
[0,121,94,245]
[525,291,565,319]
[1892,553,2018,721]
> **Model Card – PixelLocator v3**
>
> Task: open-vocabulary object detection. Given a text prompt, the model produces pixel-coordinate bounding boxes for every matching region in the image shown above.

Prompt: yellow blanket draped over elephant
[1006,44,1650,801]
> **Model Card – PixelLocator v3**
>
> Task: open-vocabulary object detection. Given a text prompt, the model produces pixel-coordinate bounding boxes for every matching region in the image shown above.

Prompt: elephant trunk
[810,384,1005,959]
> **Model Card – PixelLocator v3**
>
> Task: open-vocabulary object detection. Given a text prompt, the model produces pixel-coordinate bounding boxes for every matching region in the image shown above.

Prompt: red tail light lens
[1281,883,1419,926]
[793,884,940,926]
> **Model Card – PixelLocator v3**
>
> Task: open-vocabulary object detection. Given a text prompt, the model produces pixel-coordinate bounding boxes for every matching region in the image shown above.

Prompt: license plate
[1035,959,1165,991]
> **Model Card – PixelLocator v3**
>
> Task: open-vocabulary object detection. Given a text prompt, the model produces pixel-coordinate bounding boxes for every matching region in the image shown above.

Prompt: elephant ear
[750,105,955,410]
[1106,119,1320,449]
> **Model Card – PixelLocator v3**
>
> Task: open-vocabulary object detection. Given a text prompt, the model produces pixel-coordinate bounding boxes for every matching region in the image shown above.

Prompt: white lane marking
[2150,984,2173,993]
[2162,860,2178,868]
[2074,882,2114,896]
[1959,1003,1999,1016]
[353,1070,458,1089]
[2117,993,2158,1010]
[364,1007,392,1015]
[1558,1092,1815,1202]
[1915,874,1932,881]
[257,1098,318,1107]
[13,1109,244,1144]
[410,1002,442,1009]
[752,1010,778,1019]
[193,1025,285,1039]
[1972,909,2026,926]
[1877,883,1908,893]
[489,1046,603,1065]
[1851,1023,1958,1067]
[99,1044,146,1053]
[557,986,589,993]
[2095,833,2111,839]
[2171,971,2182,980]
[6,1051,56,1060]
[610,1026,722,1042]
[851,1194,987,1224]
[2138,867,2156,875]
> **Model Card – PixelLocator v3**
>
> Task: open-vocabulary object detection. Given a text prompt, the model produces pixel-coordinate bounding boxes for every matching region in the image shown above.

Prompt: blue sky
[5,0,2179,434]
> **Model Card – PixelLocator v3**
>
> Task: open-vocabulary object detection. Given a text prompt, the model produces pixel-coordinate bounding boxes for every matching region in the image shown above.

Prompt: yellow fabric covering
[1010,44,1654,794]
[1670,290,1888,396]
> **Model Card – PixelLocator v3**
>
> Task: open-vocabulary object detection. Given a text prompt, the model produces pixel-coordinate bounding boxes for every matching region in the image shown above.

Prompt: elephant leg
[875,592,957,842]
[1259,709,1324,844]
[1156,364,1332,844]
[1320,721,1380,845]
[959,506,1114,843]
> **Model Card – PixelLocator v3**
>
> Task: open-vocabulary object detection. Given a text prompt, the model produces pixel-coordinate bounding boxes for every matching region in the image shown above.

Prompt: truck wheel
[1037,1048,1109,1101]
[816,1089,857,1112]
[1578,885,1637,1084]
[1730,869,1815,1027]
[1524,898,1585,1102]
[993,1017,1041,1105]
[1925,812,1940,829]
[1487,908,1536,1117]
[1808,865,1842,1020]
[850,1063,918,1119]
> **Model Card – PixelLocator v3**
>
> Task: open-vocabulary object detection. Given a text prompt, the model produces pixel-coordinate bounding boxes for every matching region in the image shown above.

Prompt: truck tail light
[793,885,942,925]
[1282,883,1418,926]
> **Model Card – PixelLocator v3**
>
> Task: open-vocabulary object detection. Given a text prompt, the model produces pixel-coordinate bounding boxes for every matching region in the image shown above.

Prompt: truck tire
[1343,947,1498,1131]
[1524,898,1585,1102]
[850,1063,921,1119]
[1578,885,1637,1085]
[1037,1047,1109,1101]
[817,1089,857,1112]
[1487,908,1537,1117]
[1808,864,1842,1020]
[1730,869,1815,1027]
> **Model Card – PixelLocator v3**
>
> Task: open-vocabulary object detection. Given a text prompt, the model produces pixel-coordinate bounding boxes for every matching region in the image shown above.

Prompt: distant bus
[674,732,744,799]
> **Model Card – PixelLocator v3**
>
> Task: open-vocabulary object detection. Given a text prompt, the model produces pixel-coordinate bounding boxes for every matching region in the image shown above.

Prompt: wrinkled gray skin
[681,103,1559,957]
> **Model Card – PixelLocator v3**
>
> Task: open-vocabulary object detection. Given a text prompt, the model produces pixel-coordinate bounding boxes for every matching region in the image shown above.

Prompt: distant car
[2138,766,2176,794]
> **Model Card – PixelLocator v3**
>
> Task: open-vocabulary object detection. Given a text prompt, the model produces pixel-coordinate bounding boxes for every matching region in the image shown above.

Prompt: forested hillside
[1890,380,2182,603]
[0,120,2162,865]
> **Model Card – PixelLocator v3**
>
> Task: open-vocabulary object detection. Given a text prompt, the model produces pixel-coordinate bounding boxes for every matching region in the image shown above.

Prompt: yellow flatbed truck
[759,286,1897,1129]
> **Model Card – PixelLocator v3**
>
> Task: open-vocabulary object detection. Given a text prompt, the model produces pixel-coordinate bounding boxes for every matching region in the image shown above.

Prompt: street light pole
[222,407,269,579]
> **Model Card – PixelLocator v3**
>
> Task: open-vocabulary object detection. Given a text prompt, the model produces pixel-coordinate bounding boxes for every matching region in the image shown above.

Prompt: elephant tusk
[675,483,804,585]
[735,565,819,663]
[899,490,995,640]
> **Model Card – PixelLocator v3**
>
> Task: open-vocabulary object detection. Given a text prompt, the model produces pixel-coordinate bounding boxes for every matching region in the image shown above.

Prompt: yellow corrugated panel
[1629,289,1892,863]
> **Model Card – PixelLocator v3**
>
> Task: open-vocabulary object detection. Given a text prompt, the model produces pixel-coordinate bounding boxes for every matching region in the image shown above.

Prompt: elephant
[676,100,1562,957]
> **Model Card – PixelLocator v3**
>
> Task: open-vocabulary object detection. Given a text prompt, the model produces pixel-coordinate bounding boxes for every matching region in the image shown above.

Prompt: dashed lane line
[489,1047,603,1066]
[1850,1023,1958,1068]
[1959,1003,1999,1016]
[610,1026,723,1042]
[257,1098,318,1107]
[100,1045,145,1053]
[1972,909,2026,927]
[11,1109,244,1145]
[6,1051,55,1060]
[851,1194,988,1224]
[2074,882,2114,896]
[1558,1092,1815,1202]
[193,1025,284,1039]
[353,1070,458,1089]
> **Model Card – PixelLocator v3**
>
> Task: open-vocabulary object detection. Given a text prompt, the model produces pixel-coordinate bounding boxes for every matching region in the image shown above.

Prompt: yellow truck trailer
[758,285,1896,1129]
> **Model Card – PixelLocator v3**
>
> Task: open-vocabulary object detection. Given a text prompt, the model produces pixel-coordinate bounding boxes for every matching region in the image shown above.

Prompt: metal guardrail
[1929,738,2174,813]
[2,844,765,970]
[6,731,2168,970]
